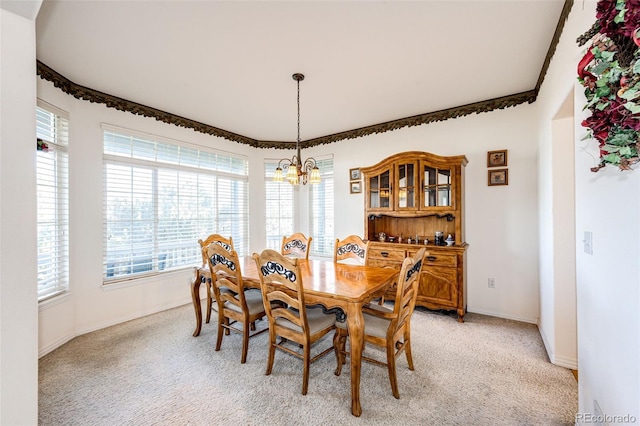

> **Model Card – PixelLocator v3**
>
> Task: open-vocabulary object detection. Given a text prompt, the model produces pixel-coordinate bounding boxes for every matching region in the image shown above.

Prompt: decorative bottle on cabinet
[360,151,469,322]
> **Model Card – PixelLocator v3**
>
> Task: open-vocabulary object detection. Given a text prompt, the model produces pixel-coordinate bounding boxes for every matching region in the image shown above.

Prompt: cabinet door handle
[426,256,437,261]
[381,251,389,257]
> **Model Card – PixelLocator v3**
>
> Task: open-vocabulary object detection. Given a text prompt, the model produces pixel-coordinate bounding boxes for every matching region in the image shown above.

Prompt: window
[103,127,248,282]
[36,102,69,301]
[309,157,334,257]
[264,161,294,251]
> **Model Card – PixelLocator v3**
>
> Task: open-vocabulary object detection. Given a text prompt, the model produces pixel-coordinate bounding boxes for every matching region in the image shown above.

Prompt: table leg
[346,303,364,417]
[191,267,204,337]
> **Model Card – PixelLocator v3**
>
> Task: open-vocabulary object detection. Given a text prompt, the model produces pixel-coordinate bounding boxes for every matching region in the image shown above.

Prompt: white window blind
[36,103,69,301]
[309,157,334,257]
[264,161,294,251]
[103,128,249,282]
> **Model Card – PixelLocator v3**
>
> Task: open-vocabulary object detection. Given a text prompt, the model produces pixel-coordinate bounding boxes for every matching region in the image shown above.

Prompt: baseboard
[75,299,192,336]
[39,298,192,358]
[537,324,578,370]
[550,354,578,370]
[466,307,538,324]
[39,332,76,358]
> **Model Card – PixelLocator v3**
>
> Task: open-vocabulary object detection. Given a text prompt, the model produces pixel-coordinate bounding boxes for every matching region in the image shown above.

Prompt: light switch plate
[584,231,593,255]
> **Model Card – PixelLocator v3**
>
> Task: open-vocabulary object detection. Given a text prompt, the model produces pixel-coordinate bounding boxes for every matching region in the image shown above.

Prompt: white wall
[537,1,639,419]
[0,3,41,424]
[36,65,543,357]
[538,85,578,370]
[303,104,541,323]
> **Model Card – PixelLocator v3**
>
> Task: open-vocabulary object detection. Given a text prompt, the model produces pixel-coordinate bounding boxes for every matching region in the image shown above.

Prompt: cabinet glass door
[368,170,391,209]
[423,166,451,207]
[396,162,417,210]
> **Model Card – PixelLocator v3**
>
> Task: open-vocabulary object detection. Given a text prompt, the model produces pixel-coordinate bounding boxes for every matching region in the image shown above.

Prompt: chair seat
[224,289,265,315]
[336,308,391,339]
[276,307,335,334]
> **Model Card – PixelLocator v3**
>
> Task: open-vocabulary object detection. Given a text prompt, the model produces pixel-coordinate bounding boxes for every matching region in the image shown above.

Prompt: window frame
[102,125,249,283]
[36,100,70,302]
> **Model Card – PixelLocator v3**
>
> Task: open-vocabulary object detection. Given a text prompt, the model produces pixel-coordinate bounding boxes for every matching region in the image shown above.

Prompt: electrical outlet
[488,278,496,288]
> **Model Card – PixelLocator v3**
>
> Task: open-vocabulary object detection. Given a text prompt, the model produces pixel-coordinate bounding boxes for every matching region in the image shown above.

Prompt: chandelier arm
[303,157,317,172]
[277,158,292,169]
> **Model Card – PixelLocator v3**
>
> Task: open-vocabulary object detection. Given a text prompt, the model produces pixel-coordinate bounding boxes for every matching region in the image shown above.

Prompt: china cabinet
[360,151,469,321]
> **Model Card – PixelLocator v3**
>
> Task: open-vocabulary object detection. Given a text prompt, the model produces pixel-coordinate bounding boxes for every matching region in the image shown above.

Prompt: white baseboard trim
[552,355,578,370]
[39,298,193,358]
[466,307,538,324]
[536,323,578,370]
[39,332,76,358]
[75,298,192,336]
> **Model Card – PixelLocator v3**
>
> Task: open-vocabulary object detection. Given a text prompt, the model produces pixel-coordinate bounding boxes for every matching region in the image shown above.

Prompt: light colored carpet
[39,303,577,425]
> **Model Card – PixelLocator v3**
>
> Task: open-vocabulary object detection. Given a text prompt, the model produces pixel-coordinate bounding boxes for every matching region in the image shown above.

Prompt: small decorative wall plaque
[349,168,361,181]
[488,169,508,186]
[487,150,508,168]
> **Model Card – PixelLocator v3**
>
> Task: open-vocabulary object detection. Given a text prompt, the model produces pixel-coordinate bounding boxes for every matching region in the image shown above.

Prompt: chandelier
[273,73,321,185]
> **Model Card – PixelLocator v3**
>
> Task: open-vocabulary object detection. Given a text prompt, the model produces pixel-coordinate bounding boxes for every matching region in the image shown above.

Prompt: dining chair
[252,249,335,395]
[333,247,427,399]
[281,232,312,259]
[334,234,369,265]
[204,242,268,364]
[198,234,235,324]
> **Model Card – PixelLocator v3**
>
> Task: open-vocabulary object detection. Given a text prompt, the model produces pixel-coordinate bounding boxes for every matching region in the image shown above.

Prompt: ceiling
[35,0,568,147]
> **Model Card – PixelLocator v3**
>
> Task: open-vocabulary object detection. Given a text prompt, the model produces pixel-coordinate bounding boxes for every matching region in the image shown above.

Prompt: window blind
[309,157,334,257]
[103,128,249,282]
[264,161,294,251]
[36,103,69,301]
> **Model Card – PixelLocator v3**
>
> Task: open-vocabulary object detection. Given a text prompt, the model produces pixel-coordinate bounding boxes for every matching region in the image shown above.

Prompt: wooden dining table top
[235,256,398,307]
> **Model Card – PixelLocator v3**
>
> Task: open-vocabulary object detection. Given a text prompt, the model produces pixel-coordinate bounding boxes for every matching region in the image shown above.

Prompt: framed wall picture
[487,149,508,167]
[349,168,361,181]
[350,181,362,194]
[488,168,508,186]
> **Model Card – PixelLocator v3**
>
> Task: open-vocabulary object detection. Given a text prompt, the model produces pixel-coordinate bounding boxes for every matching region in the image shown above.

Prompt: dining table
[190,256,399,417]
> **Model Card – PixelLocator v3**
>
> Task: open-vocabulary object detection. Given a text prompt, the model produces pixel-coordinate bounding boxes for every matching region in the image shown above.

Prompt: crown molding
[36,0,572,150]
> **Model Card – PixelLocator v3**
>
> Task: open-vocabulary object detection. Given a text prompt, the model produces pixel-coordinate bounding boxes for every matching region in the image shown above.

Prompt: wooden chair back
[334,235,369,265]
[253,249,335,395]
[199,233,234,266]
[281,232,312,259]
[254,249,308,341]
[205,243,244,303]
[388,247,426,338]
[204,242,267,363]
[198,234,234,323]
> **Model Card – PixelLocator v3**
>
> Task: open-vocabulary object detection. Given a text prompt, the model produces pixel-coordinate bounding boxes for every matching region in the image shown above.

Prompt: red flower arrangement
[578,0,640,171]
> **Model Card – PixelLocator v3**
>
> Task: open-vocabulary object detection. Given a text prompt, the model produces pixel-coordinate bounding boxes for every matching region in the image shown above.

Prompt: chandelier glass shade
[273,73,320,186]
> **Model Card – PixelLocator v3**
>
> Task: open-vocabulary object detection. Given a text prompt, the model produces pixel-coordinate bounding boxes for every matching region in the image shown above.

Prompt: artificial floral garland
[578,0,640,171]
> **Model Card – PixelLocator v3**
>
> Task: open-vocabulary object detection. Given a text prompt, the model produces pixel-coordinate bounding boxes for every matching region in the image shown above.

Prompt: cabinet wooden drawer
[368,258,403,269]
[421,252,457,268]
[368,246,406,263]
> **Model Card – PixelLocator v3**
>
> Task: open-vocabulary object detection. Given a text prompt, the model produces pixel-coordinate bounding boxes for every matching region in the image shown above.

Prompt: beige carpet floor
[39,302,578,425]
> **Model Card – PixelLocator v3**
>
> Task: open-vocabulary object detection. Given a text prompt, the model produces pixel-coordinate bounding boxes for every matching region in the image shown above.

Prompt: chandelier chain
[297,78,301,145]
